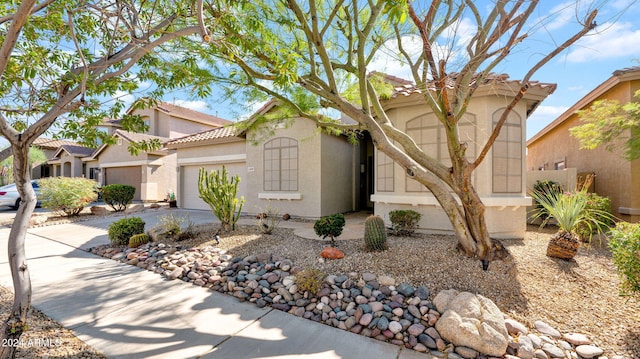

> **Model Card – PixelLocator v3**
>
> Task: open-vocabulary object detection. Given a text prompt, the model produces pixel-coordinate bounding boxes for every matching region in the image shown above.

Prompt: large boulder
[434,289,508,356]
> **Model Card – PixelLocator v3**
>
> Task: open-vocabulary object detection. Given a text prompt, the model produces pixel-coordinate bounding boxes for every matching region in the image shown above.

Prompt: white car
[0,180,40,209]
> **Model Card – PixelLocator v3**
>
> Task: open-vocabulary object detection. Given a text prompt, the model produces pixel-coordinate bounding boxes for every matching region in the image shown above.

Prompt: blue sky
[163,1,640,140]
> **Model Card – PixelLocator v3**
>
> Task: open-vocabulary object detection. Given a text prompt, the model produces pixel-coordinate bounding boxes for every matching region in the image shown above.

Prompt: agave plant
[530,187,614,259]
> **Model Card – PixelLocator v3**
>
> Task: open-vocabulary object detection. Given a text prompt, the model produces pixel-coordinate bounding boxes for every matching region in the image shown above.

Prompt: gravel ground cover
[2,217,638,358]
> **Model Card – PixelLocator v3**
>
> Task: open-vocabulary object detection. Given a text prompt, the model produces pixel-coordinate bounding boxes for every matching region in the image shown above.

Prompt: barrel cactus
[364,215,387,251]
[129,233,150,248]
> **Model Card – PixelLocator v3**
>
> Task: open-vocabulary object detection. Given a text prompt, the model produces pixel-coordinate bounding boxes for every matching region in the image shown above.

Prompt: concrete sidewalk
[0,209,424,359]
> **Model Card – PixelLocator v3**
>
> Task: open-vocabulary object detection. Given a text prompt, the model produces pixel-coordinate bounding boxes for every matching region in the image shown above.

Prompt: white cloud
[526,105,569,139]
[565,21,640,63]
[171,99,210,113]
[534,2,577,32]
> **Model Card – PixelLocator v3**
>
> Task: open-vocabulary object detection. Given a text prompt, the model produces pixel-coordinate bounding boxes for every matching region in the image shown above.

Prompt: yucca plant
[530,186,614,260]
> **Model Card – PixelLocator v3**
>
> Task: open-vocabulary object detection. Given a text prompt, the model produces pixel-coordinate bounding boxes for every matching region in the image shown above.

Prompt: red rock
[320,246,345,259]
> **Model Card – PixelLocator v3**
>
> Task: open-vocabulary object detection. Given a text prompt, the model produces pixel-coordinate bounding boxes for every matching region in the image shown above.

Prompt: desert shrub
[531,180,563,221]
[39,177,98,216]
[609,222,640,299]
[156,212,185,237]
[108,217,145,245]
[295,268,325,295]
[256,202,281,234]
[389,209,421,236]
[198,166,245,231]
[575,193,615,242]
[129,233,150,248]
[101,184,135,212]
[314,213,345,245]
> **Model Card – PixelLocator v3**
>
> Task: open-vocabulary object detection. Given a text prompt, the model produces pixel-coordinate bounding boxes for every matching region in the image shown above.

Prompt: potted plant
[530,186,614,260]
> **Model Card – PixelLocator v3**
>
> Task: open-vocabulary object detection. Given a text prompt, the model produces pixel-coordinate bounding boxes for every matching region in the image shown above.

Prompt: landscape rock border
[88,241,619,359]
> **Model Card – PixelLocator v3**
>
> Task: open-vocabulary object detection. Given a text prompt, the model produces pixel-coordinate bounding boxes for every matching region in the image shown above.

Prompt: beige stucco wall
[321,133,356,215]
[371,93,532,238]
[527,81,639,220]
[57,152,84,178]
[134,108,217,138]
[243,118,355,218]
[96,139,174,201]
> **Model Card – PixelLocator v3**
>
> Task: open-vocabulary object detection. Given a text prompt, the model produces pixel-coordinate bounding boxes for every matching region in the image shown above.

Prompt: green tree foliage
[0,1,218,352]
[101,184,136,212]
[39,177,98,216]
[571,89,640,161]
[609,222,640,299]
[201,0,598,262]
[198,166,245,232]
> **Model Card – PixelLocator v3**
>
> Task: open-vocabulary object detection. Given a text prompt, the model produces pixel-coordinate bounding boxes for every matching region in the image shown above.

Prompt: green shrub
[295,268,325,295]
[314,213,345,245]
[101,184,135,212]
[129,233,150,248]
[389,209,422,236]
[198,166,245,231]
[531,180,563,221]
[609,222,640,299]
[108,217,145,245]
[39,177,98,216]
[575,193,615,242]
[364,215,387,251]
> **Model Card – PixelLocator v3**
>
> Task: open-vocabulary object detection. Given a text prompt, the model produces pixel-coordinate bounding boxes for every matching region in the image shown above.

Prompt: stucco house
[168,73,555,239]
[31,138,79,179]
[36,101,230,202]
[527,66,640,221]
[166,101,360,218]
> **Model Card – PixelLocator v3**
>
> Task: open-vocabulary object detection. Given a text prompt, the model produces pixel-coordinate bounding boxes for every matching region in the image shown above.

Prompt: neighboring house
[31,138,79,179]
[47,145,95,178]
[82,130,175,201]
[527,66,640,222]
[39,101,231,202]
[168,73,555,239]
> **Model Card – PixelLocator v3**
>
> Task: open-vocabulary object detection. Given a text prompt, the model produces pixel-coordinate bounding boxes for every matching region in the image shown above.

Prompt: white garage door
[180,163,247,210]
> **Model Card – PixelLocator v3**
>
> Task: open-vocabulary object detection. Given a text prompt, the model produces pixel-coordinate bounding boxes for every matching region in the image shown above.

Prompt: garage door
[180,163,247,210]
[104,166,142,201]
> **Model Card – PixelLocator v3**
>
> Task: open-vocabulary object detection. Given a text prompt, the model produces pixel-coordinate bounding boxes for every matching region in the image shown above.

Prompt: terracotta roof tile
[156,102,232,127]
[59,145,95,157]
[33,137,78,149]
[166,126,239,146]
[115,130,170,144]
[391,73,556,98]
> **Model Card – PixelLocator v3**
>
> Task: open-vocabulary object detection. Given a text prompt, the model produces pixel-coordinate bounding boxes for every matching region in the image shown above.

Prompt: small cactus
[364,215,387,251]
[129,233,150,248]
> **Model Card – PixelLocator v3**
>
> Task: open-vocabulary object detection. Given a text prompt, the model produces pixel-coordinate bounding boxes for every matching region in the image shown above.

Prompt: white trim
[371,194,532,208]
[259,192,302,200]
[178,154,246,165]
[100,160,148,168]
[619,207,640,216]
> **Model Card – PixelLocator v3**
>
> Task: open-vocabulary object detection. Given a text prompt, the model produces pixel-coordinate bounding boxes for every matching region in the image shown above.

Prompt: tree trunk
[0,144,36,359]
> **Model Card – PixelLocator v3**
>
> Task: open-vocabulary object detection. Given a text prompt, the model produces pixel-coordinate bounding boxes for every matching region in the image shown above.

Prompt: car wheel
[12,198,21,210]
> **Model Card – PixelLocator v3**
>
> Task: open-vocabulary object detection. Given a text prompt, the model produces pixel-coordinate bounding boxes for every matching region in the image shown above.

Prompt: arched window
[492,110,522,193]
[264,137,298,191]
[405,114,476,192]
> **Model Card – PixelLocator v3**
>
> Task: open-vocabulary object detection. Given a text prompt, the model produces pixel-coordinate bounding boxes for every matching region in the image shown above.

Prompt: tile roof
[33,137,78,149]
[156,102,232,127]
[59,145,95,157]
[166,126,240,146]
[391,73,556,98]
[115,129,170,144]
